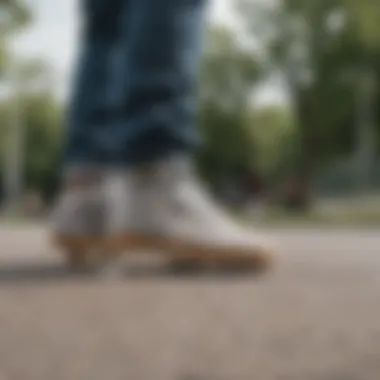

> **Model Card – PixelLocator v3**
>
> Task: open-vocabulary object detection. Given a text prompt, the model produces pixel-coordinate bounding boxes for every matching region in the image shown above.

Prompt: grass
[248,205,380,227]
[3,199,380,229]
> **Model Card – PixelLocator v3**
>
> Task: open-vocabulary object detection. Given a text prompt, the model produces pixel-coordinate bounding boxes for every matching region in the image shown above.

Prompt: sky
[13,0,286,105]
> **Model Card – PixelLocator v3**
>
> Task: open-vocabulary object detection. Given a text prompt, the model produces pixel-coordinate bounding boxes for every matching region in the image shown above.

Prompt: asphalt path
[0,225,379,380]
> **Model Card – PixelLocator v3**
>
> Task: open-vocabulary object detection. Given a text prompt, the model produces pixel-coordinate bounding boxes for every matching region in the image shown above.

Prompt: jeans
[64,0,206,167]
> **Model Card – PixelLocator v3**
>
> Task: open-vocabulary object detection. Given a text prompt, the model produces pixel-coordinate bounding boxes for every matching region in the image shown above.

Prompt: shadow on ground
[0,261,268,284]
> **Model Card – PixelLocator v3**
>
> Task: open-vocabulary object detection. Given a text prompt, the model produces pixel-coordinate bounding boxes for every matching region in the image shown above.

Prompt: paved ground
[0,225,380,380]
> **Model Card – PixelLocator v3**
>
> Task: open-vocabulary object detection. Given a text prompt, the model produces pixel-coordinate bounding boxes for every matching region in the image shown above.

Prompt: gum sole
[53,234,274,273]
[53,235,108,269]
[120,233,274,273]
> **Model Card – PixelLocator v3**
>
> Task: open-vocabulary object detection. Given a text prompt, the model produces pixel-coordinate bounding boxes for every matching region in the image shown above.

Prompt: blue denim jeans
[64,0,206,167]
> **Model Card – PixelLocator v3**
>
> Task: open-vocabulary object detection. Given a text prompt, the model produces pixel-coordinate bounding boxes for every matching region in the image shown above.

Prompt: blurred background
[2,2,380,379]
[1,0,380,224]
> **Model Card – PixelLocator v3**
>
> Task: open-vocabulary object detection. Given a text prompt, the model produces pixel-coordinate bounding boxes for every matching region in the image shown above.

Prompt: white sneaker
[51,172,107,268]
[113,157,275,272]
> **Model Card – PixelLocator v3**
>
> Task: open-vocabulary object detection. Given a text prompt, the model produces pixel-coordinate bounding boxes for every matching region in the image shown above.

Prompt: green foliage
[0,0,31,77]
[22,92,62,199]
[248,106,297,179]
[237,0,380,171]
[196,26,263,186]
[0,59,62,201]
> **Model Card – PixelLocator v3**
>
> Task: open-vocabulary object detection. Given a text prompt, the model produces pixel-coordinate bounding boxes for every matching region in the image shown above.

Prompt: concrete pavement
[0,225,379,380]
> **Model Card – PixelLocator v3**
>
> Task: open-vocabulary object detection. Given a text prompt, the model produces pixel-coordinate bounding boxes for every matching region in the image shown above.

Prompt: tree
[22,91,62,200]
[197,26,264,188]
[0,0,32,209]
[236,0,380,208]
[0,59,62,203]
[248,106,296,181]
[0,0,30,76]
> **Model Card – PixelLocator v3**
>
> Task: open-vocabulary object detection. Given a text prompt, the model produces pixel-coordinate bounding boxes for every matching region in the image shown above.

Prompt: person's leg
[64,0,127,167]
[111,0,274,272]
[115,0,206,164]
[53,0,127,269]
